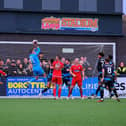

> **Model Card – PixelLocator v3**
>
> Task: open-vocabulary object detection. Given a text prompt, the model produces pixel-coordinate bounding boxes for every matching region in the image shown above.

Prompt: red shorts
[52,76,62,85]
[71,77,82,87]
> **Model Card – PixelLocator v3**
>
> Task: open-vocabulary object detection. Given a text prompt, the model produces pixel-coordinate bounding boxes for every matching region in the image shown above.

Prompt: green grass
[0,98,125,126]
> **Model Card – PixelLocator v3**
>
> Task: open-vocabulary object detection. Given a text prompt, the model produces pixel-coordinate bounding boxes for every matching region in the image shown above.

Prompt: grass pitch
[0,98,125,126]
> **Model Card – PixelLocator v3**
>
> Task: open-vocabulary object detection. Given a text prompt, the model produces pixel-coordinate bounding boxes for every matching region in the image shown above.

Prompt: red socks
[80,88,83,98]
[58,88,62,98]
[68,88,72,97]
[53,88,56,97]
[53,87,62,98]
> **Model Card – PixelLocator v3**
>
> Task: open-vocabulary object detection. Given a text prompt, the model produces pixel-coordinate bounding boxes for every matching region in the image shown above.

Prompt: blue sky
[123,0,126,14]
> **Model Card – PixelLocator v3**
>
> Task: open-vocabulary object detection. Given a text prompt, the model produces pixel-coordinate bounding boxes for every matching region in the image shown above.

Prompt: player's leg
[27,67,44,85]
[52,77,57,98]
[77,79,83,98]
[64,78,71,91]
[26,70,38,87]
[110,81,120,102]
[106,81,113,98]
[97,82,105,102]
[57,77,62,98]
[41,72,52,94]
[68,78,76,97]
[112,88,120,102]
[95,74,102,96]
[41,81,52,94]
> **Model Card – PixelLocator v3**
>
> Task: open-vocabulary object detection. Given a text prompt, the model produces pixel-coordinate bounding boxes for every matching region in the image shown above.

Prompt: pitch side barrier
[0,76,126,98]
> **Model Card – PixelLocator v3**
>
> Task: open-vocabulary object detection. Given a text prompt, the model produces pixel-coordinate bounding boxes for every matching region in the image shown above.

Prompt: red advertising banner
[41,17,99,32]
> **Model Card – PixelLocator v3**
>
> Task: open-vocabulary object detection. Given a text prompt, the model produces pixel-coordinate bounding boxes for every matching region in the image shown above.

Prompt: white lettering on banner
[85,83,97,89]
[7,89,42,95]
[104,77,126,98]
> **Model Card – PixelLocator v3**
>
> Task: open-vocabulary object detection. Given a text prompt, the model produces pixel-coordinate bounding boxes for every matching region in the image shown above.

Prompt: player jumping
[26,40,46,86]
[68,58,85,99]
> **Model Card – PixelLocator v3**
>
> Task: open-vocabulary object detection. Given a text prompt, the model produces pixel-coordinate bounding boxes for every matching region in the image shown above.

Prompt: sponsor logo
[41,17,99,32]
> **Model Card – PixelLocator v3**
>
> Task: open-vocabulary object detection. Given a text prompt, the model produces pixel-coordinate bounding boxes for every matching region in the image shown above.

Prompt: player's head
[98,52,104,58]
[74,58,79,65]
[108,55,113,60]
[32,40,38,45]
[105,58,109,64]
[50,59,54,64]
[65,59,70,64]
[56,55,61,61]
[32,40,38,48]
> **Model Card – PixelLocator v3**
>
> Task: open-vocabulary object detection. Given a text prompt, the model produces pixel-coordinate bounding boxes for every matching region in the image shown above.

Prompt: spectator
[5,58,11,66]
[23,58,29,69]
[17,64,27,76]
[80,57,92,77]
[0,59,4,71]
[117,62,126,75]
[8,60,17,76]
[44,63,50,75]
[39,52,47,63]
[16,59,21,68]
[26,63,33,76]
[61,57,66,64]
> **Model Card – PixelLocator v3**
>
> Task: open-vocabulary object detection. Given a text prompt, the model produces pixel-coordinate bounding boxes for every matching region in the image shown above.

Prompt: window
[23,0,42,11]
[4,0,23,9]
[42,0,60,10]
[79,0,97,12]
[115,0,122,13]
[61,0,78,12]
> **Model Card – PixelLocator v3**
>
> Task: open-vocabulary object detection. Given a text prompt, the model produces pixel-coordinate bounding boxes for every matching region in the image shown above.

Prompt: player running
[97,58,120,102]
[26,40,46,86]
[95,52,105,97]
[52,55,64,99]
[68,58,85,99]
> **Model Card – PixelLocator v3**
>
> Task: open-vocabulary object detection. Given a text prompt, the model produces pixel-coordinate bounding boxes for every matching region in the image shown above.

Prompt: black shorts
[63,77,71,86]
[98,73,102,82]
[104,80,114,89]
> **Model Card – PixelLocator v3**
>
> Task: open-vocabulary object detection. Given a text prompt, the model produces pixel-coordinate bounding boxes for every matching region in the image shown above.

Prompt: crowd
[0,54,126,77]
[0,55,93,77]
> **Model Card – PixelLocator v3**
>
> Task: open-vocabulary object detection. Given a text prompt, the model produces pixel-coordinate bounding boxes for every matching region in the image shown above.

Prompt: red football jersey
[52,61,64,76]
[70,64,83,78]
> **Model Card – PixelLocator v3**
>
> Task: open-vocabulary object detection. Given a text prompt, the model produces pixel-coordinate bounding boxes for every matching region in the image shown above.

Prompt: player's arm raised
[101,68,105,82]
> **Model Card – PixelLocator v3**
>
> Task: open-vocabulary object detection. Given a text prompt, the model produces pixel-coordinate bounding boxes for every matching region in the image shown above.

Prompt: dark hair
[98,52,104,57]
[108,55,113,60]
[105,58,109,63]
[66,59,70,62]
[39,52,44,54]
[50,59,54,64]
